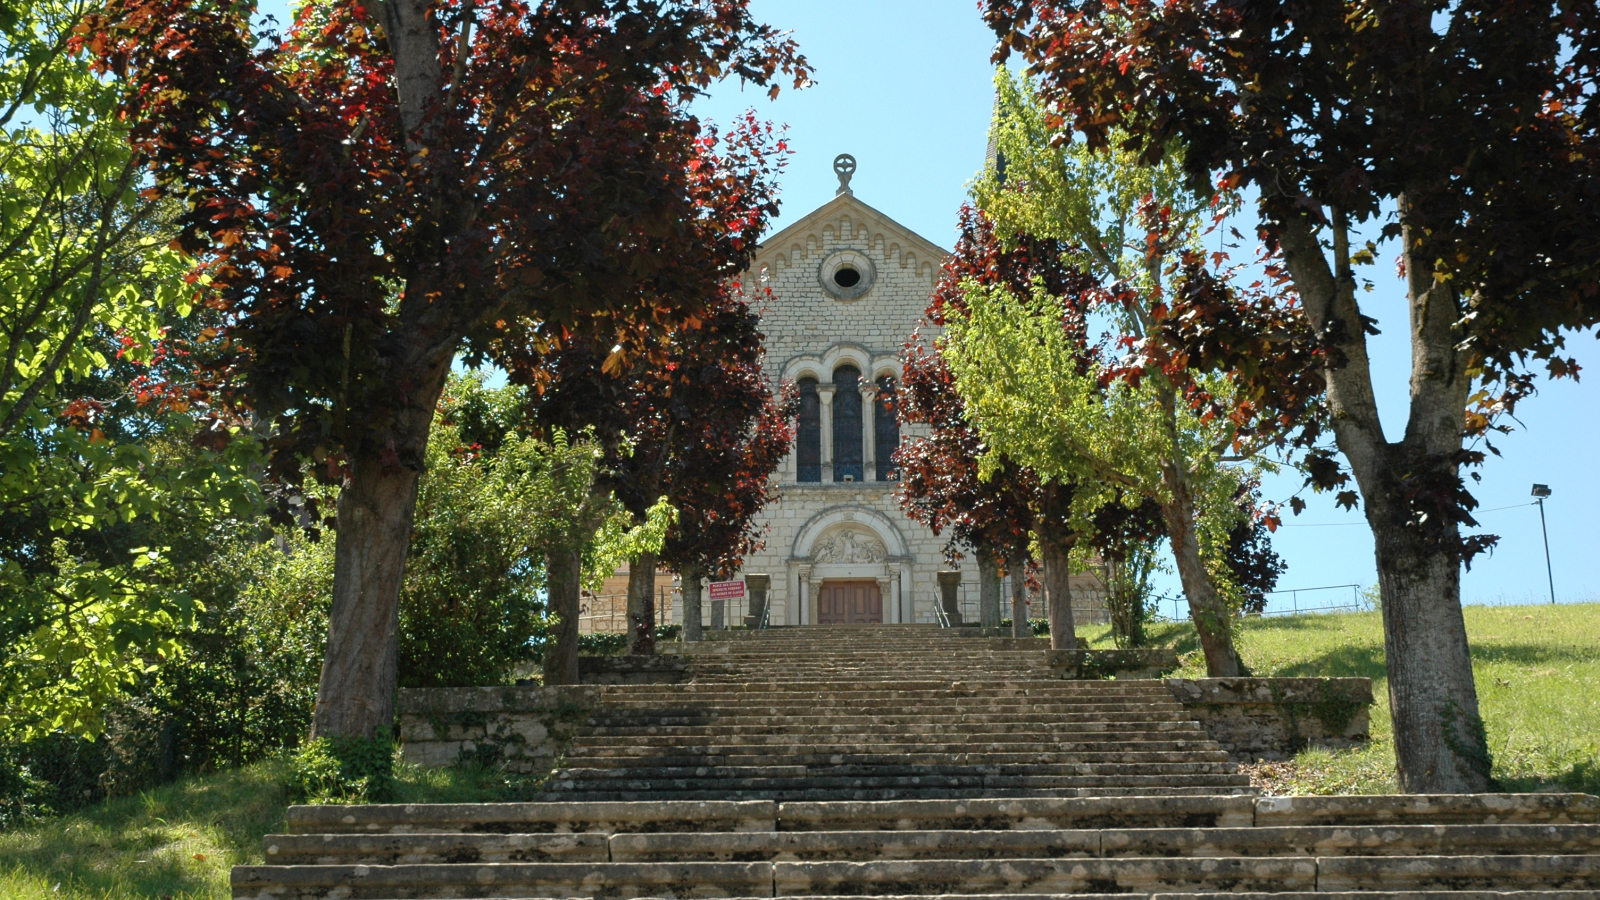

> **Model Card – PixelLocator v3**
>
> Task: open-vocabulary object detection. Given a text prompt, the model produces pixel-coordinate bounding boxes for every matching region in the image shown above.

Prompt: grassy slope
[3,602,1594,899]
[1080,601,1600,795]
[0,759,548,900]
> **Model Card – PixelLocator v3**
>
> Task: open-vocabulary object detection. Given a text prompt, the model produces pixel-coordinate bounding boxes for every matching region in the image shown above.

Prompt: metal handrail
[758,599,772,630]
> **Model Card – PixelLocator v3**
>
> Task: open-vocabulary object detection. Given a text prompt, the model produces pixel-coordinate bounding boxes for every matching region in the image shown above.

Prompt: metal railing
[937,582,1112,627]
[1157,583,1365,621]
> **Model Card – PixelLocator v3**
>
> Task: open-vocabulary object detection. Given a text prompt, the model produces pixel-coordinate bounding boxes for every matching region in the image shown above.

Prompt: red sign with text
[707,580,746,601]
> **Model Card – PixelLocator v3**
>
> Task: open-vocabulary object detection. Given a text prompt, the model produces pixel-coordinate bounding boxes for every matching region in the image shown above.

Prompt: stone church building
[664,155,1108,628]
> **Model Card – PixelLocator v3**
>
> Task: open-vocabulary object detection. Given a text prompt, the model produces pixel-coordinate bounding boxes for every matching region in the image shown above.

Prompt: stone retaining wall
[396,685,600,773]
[1166,677,1374,762]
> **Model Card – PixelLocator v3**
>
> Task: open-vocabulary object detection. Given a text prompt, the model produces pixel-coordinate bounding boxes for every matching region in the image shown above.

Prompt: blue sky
[254,0,1596,610]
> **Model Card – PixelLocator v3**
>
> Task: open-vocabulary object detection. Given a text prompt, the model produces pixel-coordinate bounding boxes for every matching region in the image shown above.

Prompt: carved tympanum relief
[812,529,888,564]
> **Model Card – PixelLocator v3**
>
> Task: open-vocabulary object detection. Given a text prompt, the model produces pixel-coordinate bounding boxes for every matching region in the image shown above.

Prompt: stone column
[797,564,813,625]
[937,570,963,626]
[786,562,800,626]
[808,578,824,625]
[899,566,912,623]
[818,384,836,483]
[860,383,878,482]
[875,574,894,623]
[744,574,771,628]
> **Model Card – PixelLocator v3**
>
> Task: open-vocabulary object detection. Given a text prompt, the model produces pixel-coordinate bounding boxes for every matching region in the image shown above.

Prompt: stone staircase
[235,625,1600,898]
[543,626,1246,802]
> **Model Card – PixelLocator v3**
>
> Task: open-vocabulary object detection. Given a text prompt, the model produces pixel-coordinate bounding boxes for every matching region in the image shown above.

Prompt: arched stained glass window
[832,366,863,483]
[875,375,899,481]
[795,377,821,482]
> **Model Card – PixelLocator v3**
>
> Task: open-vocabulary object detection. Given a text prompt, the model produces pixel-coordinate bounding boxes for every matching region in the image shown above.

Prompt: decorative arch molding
[781,343,902,384]
[790,505,911,561]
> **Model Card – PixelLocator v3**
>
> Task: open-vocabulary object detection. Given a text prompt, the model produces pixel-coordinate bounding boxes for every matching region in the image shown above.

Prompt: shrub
[287,731,395,804]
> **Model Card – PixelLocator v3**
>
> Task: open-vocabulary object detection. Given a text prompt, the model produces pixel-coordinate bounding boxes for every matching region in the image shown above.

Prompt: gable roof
[753,192,949,269]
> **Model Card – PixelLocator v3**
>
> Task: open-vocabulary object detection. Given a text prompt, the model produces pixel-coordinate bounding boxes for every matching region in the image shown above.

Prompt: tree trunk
[1374,507,1490,791]
[311,357,450,740]
[1275,203,1492,792]
[1160,487,1242,677]
[1147,375,1241,678]
[626,551,657,656]
[1038,528,1078,649]
[681,567,704,642]
[977,549,1002,630]
[542,545,582,686]
[1007,549,1030,637]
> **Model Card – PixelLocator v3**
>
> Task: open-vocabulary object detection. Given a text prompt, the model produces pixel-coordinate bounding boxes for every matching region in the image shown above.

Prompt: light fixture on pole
[1531,484,1555,605]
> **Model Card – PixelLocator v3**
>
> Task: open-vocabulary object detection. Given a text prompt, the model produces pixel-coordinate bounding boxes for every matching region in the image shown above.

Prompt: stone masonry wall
[396,686,599,774]
[1166,677,1374,763]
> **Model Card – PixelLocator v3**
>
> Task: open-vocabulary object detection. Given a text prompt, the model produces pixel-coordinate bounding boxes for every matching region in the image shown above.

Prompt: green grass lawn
[1080,601,1600,796]
[0,757,548,900]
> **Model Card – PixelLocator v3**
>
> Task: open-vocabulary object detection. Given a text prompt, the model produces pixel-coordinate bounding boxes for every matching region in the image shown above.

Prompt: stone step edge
[260,822,1600,864]
[325,894,1600,900]
[282,794,1600,834]
[229,855,1600,891]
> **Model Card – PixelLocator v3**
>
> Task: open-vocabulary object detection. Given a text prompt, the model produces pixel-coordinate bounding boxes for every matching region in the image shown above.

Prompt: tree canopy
[87,0,809,737]
[981,0,1600,790]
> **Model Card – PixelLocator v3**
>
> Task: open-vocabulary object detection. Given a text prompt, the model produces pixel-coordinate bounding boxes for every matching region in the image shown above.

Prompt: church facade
[657,157,1108,630]
[721,157,951,625]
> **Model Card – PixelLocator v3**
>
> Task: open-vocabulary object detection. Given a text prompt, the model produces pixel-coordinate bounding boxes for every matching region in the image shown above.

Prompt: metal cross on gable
[834,153,856,196]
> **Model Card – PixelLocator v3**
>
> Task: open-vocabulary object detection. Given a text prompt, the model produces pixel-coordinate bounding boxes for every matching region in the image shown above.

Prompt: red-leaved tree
[88,0,808,737]
[983,0,1600,790]
[516,291,792,659]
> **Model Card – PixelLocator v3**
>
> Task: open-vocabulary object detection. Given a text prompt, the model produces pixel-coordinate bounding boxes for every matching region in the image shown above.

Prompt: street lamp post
[1531,484,1555,605]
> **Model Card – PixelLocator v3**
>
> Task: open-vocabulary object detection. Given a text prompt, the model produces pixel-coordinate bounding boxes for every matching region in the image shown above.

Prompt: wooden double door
[817,580,883,625]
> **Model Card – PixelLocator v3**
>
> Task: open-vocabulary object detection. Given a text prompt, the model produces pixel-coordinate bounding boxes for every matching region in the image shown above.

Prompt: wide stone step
[1314,854,1600,891]
[281,818,1600,868]
[553,752,1242,770]
[1255,793,1600,826]
[544,773,1248,795]
[538,786,1253,803]
[661,894,1600,900]
[554,760,1239,777]
[604,685,1171,701]
[549,763,1238,781]
[579,725,1217,743]
[583,716,1204,732]
[284,800,777,835]
[587,707,1194,721]
[690,660,1054,666]
[777,796,1257,830]
[1099,824,1600,858]
[587,709,1197,722]
[595,685,1171,701]
[573,735,1227,755]
[613,824,1600,863]
[230,861,771,899]
[264,832,613,864]
[594,696,1180,708]
[595,698,1184,711]
[232,855,1372,898]
[243,854,1600,898]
